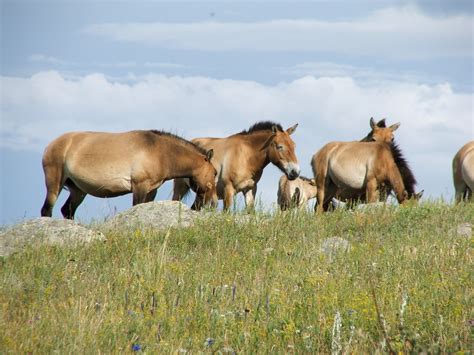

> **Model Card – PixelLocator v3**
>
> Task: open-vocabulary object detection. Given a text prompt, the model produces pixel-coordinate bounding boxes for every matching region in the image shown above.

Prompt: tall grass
[1,202,472,353]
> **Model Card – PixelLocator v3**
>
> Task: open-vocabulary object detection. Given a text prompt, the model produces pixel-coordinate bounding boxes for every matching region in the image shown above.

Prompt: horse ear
[415,190,424,199]
[286,123,298,135]
[271,125,278,134]
[389,123,401,132]
[377,118,387,128]
[205,149,214,162]
[370,117,377,130]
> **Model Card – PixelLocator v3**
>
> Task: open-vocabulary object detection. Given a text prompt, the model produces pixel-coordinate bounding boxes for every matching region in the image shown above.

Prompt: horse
[277,175,317,210]
[172,121,300,210]
[276,117,410,211]
[312,123,418,212]
[335,118,422,205]
[40,130,218,219]
[453,141,474,203]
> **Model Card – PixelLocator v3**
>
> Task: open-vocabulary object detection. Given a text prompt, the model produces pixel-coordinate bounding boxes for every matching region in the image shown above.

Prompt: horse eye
[277,145,284,151]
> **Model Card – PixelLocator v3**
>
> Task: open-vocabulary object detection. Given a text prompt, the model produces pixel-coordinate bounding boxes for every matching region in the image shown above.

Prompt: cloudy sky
[1,0,473,224]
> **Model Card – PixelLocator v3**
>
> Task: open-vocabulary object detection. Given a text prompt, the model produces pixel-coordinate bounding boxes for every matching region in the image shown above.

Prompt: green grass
[1,202,473,353]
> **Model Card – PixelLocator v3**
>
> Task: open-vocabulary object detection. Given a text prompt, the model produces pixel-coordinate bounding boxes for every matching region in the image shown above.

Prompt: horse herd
[40,119,474,219]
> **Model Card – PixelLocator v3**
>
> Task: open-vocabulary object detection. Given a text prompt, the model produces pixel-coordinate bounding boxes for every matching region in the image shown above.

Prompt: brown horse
[335,118,421,205]
[173,121,300,210]
[41,130,218,219]
[277,175,317,210]
[312,127,415,212]
[453,141,474,203]
[277,117,408,211]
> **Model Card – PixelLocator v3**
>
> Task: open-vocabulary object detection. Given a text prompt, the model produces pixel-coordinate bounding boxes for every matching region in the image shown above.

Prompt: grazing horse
[335,118,422,205]
[277,175,317,210]
[312,139,413,212]
[276,117,403,211]
[41,130,218,219]
[173,121,300,210]
[453,141,474,203]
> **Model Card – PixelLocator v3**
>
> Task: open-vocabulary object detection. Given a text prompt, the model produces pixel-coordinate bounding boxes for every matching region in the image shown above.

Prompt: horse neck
[243,131,273,170]
[161,141,204,179]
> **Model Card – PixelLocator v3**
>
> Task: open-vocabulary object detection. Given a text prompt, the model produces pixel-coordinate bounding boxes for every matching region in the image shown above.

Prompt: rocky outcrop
[99,201,198,231]
[0,217,105,257]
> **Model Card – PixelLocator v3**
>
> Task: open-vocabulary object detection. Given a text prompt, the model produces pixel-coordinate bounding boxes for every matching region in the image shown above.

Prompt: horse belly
[329,162,366,190]
[65,164,132,197]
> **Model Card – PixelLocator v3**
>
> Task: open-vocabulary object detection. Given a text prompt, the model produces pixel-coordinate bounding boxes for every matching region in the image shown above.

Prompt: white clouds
[284,62,445,86]
[29,54,66,65]
[1,70,472,201]
[84,6,472,58]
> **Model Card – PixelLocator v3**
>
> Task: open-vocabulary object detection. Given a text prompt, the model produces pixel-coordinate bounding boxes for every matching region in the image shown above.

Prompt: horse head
[362,117,400,143]
[190,149,218,209]
[267,124,300,180]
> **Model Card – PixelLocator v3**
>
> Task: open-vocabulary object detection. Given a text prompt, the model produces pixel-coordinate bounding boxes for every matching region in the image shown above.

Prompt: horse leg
[366,177,378,203]
[316,178,337,213]
[145,189,157,202]
[132,181,151,205]
[60,181,86,219]
[223,185,235,211]
[464,187,472,201]
[244,186,257,211]
[322,182,337,211]
[41,163,64,217]
[385,155,408,204]
[315,182,325,213]
[172,178,190,201]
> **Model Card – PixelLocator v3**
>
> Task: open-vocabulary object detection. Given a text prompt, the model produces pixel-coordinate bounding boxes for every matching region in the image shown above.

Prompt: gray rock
[320,237,351,259]
[99,201,198,231]
[0,217,105,257]
[457,223,472,237]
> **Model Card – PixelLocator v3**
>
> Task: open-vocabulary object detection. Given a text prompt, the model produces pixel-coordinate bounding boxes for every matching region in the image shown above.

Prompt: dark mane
[239,121,283,135]
[390,142,416,196]
[148,130,207,155]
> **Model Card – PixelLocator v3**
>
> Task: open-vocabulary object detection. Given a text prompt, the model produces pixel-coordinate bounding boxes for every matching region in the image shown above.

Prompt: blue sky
[1,1,473,224]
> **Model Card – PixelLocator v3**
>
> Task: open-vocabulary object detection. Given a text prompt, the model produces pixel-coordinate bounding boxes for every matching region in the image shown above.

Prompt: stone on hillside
[457,223,472,237]
[0,217,105,257]
[320,237,351,259]
[100,201,198,231]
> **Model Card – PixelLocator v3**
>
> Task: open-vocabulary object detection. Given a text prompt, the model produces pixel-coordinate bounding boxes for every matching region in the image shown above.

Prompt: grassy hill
[1,202,472,353]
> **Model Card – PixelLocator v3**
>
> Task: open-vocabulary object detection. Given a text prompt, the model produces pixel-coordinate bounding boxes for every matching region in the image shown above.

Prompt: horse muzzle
[285,163,300,180]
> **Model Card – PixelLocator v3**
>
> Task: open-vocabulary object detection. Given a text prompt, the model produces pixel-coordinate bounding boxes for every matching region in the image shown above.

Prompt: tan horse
[453,141,474,203]
[278,117,400,210]
[336,117,421,205]
[277,175,317,210]
[173,121,300,210]
[312,140,411,212]
[41,130,218,219]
